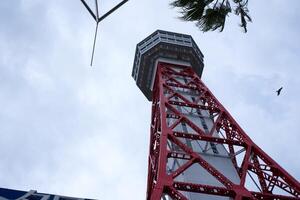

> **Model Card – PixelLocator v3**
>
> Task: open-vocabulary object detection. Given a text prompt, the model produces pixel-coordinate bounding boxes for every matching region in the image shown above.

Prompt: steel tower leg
[146,62,300,200]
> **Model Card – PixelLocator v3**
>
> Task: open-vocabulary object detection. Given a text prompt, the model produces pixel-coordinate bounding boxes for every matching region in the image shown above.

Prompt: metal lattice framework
[147,62,300,200]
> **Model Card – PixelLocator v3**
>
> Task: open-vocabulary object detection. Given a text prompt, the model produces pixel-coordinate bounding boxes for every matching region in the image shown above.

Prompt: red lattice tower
[132,30,300,200]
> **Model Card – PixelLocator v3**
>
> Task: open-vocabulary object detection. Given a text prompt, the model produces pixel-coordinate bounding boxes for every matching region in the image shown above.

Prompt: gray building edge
[0,187,94,200]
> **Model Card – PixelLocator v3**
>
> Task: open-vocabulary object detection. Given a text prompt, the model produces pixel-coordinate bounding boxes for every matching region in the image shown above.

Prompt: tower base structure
[132,30,300,200]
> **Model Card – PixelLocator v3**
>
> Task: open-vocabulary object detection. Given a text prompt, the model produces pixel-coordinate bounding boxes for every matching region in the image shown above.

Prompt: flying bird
[276,87,283,96]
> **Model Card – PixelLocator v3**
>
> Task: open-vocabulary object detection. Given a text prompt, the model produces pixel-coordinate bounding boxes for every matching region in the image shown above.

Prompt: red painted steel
[146,62,300,200]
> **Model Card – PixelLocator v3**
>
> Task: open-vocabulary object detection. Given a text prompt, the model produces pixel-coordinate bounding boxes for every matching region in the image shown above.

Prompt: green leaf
[171,0,252,33]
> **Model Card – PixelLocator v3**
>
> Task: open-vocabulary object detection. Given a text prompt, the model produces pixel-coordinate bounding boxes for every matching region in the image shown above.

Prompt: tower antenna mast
[80,0,129,66]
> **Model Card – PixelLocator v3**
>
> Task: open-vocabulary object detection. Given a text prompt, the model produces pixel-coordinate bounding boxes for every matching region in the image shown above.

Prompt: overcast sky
[0,0,299,199]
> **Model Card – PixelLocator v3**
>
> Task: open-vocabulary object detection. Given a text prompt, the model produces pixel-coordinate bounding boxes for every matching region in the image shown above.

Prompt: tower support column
[132,30,300,200]
[145,61,300,200]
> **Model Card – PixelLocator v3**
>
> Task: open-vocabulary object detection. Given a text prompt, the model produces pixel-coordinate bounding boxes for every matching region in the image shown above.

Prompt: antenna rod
[98,0,129,22]
[90,22,99,66]
[80,0,97,22]
[80,0,129,66]
[95,0,99,19]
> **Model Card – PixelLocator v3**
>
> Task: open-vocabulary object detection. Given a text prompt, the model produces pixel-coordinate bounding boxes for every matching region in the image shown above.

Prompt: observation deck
[132,30,204,101]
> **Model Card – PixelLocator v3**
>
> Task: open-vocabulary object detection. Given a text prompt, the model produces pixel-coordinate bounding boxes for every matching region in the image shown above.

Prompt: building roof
[0,188,94,200]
